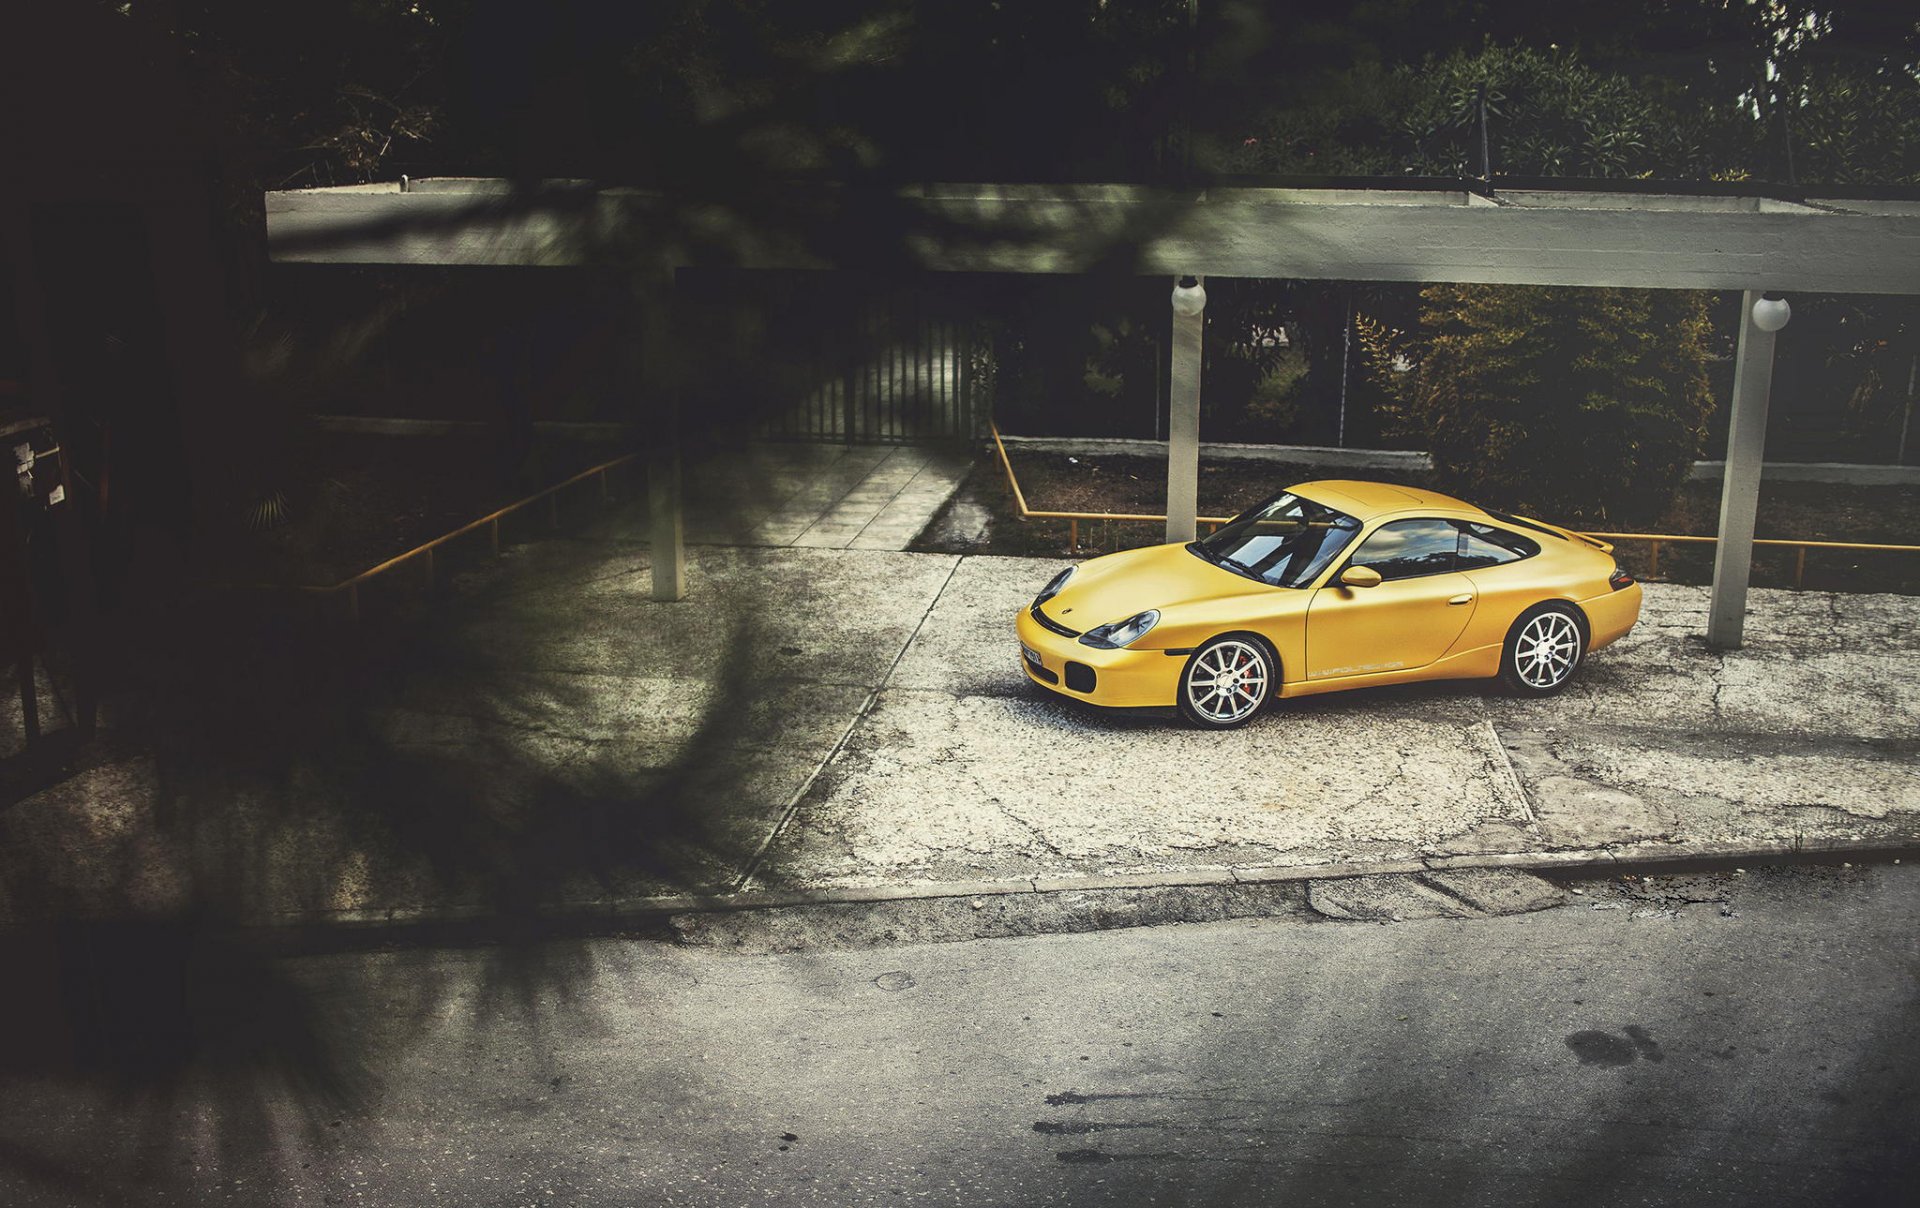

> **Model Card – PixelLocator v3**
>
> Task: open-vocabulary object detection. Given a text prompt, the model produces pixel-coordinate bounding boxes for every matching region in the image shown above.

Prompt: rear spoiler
[1531,517,1613,555]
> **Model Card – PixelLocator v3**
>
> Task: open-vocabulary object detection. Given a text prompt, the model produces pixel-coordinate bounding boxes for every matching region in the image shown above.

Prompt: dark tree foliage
[1361,285,1717,523]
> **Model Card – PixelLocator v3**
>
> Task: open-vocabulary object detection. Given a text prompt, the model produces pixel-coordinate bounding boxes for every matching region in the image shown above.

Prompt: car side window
[1455,522,1541,569]
[1348,519,1459,581]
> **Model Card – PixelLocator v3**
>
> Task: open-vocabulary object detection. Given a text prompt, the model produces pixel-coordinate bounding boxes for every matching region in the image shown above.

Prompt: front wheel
[1177,635,1276,729]
[1500,604,1586,696]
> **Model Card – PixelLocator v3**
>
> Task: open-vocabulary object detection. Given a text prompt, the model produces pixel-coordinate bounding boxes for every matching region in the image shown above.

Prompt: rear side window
[1456,522,1540,570]
[1349,519,1461,581]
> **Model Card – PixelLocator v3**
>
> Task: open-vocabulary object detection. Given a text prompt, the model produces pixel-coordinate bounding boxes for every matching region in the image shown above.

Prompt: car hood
[1042,542,1259,632]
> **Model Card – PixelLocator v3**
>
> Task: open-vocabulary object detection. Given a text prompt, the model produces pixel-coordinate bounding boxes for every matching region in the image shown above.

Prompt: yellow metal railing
[1583,531,1920,588]
[991,423,1232,550]
[259,453,635,620]
[990,424,1920,584]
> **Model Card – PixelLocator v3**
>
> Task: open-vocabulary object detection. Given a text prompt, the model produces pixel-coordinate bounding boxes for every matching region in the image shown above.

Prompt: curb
[165,833,1920,952]
[654,833,1917,916]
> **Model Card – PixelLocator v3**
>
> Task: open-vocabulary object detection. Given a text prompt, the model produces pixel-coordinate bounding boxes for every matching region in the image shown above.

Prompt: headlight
[1034,566,1075,606]
[1079,609,1160,649]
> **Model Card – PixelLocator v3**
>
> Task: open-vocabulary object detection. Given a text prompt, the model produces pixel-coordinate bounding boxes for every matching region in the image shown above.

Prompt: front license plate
[1021,644,1043,670]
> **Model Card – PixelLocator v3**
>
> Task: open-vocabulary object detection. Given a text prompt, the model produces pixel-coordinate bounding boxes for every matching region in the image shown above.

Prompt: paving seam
[1475,715,1540,832]
[841,449,930,548]
[727,553,966,892]
[787,448,895,547]
[849,457,960,551]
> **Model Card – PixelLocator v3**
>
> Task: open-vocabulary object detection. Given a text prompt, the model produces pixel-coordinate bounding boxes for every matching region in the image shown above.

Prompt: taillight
[1609,564,1636,592]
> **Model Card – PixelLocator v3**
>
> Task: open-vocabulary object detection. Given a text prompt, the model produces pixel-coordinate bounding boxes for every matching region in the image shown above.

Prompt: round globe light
[1751,296,1791,333]
[1171,275,1207,317]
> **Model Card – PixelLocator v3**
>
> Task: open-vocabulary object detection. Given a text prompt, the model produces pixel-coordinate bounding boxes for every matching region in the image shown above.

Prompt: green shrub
[1360,285,1715,525]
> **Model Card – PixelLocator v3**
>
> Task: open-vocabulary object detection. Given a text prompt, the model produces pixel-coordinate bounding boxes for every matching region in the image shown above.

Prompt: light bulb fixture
[1171,275,1207,318]
[1751,293,1791,333]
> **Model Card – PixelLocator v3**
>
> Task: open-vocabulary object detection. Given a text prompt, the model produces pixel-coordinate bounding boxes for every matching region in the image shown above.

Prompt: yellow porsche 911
[1016,480,1641,728]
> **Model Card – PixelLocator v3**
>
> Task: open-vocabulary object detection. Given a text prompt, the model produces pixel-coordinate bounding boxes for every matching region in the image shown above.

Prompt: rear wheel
[1177,635,1276,729]
[1500,604,1586,696]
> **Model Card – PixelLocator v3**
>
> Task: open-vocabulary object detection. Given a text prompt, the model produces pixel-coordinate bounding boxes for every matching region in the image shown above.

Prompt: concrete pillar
[637,275,686,602]
[1707,291,1789,649]
[648,446,686,601]
[1165,276,1205,544]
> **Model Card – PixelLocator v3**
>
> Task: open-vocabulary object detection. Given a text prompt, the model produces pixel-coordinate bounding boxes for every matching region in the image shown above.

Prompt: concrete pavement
[756,555,1918,890]
[677,442,970,550]
[2,864,1915,1207]
[0,529,1915,932]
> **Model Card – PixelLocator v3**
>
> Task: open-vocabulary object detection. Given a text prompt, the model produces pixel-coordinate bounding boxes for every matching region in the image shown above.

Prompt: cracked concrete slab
[757,687,1537,889]
[763,574,1920,895]
[1488,583,1920,857]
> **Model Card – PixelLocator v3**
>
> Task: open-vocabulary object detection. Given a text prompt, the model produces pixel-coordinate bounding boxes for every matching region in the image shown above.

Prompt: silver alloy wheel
[1183,639,1270,725]
[1514,611,1581,689]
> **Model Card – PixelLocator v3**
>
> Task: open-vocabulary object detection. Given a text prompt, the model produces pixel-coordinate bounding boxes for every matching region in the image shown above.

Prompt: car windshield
[1189,491,1361,588]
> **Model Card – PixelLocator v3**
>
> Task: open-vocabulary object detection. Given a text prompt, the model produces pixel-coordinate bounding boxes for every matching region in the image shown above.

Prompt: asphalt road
[0,864,1915,1207]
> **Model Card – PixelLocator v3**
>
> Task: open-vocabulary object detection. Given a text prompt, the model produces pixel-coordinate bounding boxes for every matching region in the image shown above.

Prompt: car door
[1451,520,1547,653]
[1304,518,1478,680]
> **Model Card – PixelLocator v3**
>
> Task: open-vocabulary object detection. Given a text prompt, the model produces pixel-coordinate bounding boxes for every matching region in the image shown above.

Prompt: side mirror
[1340,565,1383,589]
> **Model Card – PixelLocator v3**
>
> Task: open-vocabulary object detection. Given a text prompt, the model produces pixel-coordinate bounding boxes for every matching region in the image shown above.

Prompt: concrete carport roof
[265,175,1920,645]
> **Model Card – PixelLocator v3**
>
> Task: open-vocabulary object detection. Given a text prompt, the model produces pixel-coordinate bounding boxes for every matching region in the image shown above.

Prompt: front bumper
[1015,606,1184,708]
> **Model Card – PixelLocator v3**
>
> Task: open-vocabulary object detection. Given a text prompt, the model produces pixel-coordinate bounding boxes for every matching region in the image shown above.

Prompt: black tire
[1176,634,1278,729]
[1499,603,1587,696]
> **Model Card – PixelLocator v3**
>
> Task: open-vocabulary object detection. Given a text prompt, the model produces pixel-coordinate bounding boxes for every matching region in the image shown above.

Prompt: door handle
[1448,593,1474,606]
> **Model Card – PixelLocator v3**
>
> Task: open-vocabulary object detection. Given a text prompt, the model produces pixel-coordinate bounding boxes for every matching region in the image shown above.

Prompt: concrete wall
[998,434,1920,487]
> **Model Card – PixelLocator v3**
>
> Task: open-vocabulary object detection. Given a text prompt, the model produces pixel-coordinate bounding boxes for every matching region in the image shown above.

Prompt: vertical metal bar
[1794,545,1806,588]
[843,309,858,446]
[1650,540,1660,578]
[1708,291,1784,650]
[959,320,972,435]
[17,656,38,742]
[599,468,610,502]
[1338,297,1351,448]
[861,307,873,445]
[1155,337,1165,441]
[1475,84,1492,184]
[1070,518,1078,551]
[1899,352,1916,465]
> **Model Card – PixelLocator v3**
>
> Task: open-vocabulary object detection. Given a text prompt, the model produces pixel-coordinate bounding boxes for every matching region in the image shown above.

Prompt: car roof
[1290,479,1488,522]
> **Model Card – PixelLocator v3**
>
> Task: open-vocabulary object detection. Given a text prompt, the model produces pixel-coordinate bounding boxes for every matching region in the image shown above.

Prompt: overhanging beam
[267,181,1920,295]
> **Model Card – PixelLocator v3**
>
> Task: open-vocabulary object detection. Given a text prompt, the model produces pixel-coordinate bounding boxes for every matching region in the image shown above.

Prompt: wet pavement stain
[1566,1031,1637,1066]
[1623,1025,1665,1062]
[1567,1027,1664,1066]
[1055,1149,1191,1164]
[1045,1090,1170,1106]
[1033,1121,1164,1135]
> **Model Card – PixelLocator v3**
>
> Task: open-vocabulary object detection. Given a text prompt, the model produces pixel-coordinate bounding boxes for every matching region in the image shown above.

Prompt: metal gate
[754,290,990,445]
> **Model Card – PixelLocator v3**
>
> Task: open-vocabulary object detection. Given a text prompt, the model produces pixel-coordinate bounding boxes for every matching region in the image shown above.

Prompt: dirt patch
[916,450,1920,594]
